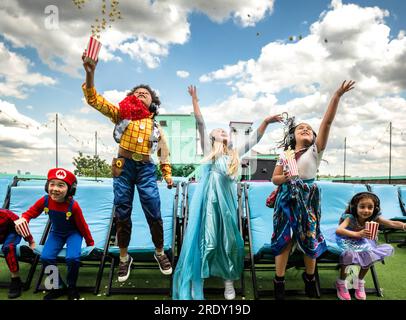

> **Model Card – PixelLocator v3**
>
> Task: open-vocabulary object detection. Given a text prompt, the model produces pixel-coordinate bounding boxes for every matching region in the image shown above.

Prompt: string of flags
[97,136,116,153]
[2,103,405,158]
[0,108,54,130]
[354,124,390,156]
[57,117,115,154]
[59,121,81,143]
[317,123,406,165]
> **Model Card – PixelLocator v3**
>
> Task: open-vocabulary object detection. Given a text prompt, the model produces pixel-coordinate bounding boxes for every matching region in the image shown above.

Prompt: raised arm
[237,114,282,157]
[188,85,210,155]
[376,216,406,231]
[81,51,120,123]
[82,50,97,89]
[316,80,355,152]
[157,125,174,189]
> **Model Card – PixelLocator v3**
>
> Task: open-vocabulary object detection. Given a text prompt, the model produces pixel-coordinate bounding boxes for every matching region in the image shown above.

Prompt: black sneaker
[67,287,80,300]
[154,253,172,275]
[273,278,285,300]
[43,288,67,300]
[302,272,318,298]
[8,277,22,299]
[118,255,133,282]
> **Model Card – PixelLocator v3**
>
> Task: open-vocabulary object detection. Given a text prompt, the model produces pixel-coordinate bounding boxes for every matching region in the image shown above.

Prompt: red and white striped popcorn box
[283,148,299,177]
[286,157,299,177]
[85,36,102,64]
[14,218,31,238]
[366,221,379,240]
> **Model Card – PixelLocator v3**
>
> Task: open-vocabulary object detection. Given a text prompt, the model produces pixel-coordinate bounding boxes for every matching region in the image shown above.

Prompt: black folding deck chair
[105,182,179,296]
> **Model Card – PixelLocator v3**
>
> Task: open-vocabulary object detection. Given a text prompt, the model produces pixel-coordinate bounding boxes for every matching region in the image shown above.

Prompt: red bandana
[118,95,151,120]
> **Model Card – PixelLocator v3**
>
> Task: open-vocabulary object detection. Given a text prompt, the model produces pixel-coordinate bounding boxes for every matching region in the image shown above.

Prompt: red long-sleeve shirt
[22,197,94,246]
[0,208,34,244]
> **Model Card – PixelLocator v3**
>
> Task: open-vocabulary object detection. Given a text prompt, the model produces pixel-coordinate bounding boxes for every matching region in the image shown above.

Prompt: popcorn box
[283,147,299,177]
[85,36,102,64]
[14,218,31,238]
[365,221,379,240]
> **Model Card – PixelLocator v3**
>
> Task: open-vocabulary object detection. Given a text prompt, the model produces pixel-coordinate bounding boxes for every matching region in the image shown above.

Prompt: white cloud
[101,89,128,105]
[196,0,406,177]
[0,42,56,99]
[176,70,190,78]
[119,37,169,69]
[181,0,275,27]
[0,99,41,128]
[79,89,127,114]
[176,105,193,114]
[199,60,250,83]
[0,0,274,76]
[158,107,168,114]
[0,100,117,175]
[79,107,91,114]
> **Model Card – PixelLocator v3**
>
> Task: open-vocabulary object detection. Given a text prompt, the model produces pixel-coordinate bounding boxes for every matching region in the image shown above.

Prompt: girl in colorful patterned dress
[271,80,355,300]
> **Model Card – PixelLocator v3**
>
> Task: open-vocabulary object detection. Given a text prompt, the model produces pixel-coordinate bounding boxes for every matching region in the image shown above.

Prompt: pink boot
[354,279,366,300]
[335,279,351,300]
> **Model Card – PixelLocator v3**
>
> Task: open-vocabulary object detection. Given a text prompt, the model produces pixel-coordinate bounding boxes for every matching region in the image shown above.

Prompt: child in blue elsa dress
[172,85,282,300]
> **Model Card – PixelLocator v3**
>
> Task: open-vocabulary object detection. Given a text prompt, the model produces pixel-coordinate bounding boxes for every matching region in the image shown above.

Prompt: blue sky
[0,0,405,176]
[9,0,405,113]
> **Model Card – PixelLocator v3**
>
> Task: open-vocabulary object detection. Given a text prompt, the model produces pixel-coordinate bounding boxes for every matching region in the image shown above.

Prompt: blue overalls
[40,196,82,288]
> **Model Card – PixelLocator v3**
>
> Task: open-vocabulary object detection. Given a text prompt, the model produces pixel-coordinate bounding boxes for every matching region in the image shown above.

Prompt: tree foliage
[72,151,112,177]
[156,164,196,180]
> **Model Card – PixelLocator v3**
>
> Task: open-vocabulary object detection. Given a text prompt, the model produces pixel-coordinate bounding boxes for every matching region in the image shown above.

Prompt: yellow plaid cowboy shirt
[82,84,172,181]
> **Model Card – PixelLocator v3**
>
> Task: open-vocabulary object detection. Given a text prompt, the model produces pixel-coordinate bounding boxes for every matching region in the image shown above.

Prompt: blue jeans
[113,159,163,249]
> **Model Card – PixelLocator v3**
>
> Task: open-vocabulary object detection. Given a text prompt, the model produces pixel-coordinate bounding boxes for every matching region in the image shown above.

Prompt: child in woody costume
[0,209,35,298]
[81,52,174,282]
[20,168,94,300]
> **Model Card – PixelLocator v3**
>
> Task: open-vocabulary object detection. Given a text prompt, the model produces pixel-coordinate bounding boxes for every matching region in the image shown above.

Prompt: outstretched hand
[14,217,30,237]
[82,50,98,74]
[336,80,355,97]
[264,114,283,124]
[166,178,174,189]
[188,85,198,101]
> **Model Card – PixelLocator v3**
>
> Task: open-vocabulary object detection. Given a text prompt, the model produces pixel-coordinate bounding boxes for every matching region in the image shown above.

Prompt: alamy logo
[44,265,59,290]
[44,5,59,30]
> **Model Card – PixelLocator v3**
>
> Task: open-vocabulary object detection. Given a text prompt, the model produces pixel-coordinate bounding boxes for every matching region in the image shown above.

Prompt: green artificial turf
[1,235,405,301]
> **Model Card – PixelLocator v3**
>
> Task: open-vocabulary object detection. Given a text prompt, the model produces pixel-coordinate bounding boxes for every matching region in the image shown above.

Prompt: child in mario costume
[20,168,94,300]
[0,208,35,298]
[82,52,173,283]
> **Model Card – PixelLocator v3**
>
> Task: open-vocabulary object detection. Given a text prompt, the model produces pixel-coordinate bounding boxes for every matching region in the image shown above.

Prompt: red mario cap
[47,168,77,187]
